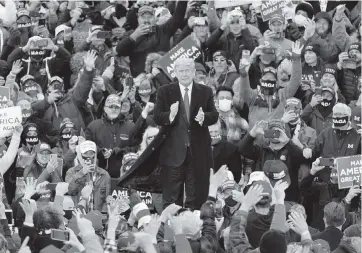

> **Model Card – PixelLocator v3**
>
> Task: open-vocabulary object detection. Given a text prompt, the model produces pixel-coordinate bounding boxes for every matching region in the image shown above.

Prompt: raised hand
[282,110,297,124]
[303,19,315,40]
[310,158,326,175]
[195,107,204,125]
[170,101,179,121]
[18,237,31,253]
[84,50,98,71]
[46,159,58,174]
[64,228,85,252]
[55,182,69,197]
[291,41,304,55]
[11,59,23,75]
[231,189,244,203]
[310,94,323,107]
[160,203,182,223]
[210,165,229,188]
[303,148,312,159]
[249,120,267,137]
[240,184,264,212]
[23,177,37,199]
[81,183,93,199]
[273,180,288,204]
[144,214,161,242]
[288,212,309,235]
[345,185,362,204]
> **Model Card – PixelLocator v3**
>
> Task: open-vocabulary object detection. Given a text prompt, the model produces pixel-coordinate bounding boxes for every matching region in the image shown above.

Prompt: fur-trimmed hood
[144,53,163,73]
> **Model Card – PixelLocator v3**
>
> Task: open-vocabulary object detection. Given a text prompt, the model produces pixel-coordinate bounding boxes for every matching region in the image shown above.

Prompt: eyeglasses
[106,105,121,110]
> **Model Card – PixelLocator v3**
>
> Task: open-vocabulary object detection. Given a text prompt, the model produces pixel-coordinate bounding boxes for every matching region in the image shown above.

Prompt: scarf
[254,85,280,109]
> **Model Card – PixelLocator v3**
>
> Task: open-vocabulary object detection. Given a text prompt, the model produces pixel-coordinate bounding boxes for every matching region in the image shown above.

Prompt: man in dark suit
[154,58,218,210]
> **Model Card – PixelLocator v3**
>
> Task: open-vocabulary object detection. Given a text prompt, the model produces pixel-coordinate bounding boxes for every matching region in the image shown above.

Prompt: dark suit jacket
[154,81,219,205]
[213,139,242,182]
[154,82,218,167]
[312,226,343,251]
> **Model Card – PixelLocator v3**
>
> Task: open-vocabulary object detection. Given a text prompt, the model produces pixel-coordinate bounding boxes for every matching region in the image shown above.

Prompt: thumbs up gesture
[195,107,204,126]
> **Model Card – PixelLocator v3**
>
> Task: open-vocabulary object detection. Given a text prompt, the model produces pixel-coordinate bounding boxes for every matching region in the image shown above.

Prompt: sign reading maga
[336,155,362,189]
[261,0,293,21]
[159,36,201,80]
[0,106,22,138]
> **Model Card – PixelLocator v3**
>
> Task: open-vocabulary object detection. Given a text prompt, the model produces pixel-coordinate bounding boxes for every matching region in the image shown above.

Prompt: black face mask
[224,196,238,207]
[321,99,332,107]
[260,80,277,96]
[22,109,33,122]
[25,137,39,146]
[333,116,349,127]
[63,210,73,220]
[62,134,73,142]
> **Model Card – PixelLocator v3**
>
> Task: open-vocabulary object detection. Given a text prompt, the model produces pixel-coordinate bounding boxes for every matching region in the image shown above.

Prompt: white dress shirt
[169,83,193,123]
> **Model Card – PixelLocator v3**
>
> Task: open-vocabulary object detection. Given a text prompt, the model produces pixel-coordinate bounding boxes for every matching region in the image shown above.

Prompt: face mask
[218,99,232,112]
[321,99,332,107]
[63,210,73,220]
[138,88,151,95]
[62,133,73,142]
[25,137,39,145]
[224,196,238,207]
[22,109,32,121]
[260,80,277,95]
[333,116,349,127]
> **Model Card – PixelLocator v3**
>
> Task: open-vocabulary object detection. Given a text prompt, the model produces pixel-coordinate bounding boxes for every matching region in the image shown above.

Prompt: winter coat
[240,53,302,128]
[337,66,361,104]
[7,46,71,92]
[312,127,361,160]
[301,104,334,135]
[116,1,187,76]
[85,115,135,178]
[41,68,95,132]
[65,164,111,212]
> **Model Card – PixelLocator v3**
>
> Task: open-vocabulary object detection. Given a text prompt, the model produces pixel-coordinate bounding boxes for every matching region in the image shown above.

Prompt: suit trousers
[161,147,197,210]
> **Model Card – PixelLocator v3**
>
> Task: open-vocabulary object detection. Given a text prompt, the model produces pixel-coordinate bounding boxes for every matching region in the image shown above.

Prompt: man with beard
[40,50,97,132]
[336,42,361,104]
[85,94,135,178]
[301,87,336,135]
[311,103,361,160]
[208,121,242,182]
[116,1,187,76]
[66,140,111,212]
[7,35,71,91]
[300,11,341,63]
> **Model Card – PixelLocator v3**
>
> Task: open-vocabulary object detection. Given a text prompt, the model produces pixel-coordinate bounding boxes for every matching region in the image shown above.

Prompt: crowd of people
[0,0,360,252]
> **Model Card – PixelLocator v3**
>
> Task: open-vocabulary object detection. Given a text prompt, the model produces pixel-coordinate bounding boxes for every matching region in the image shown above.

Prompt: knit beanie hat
[259,229,287,253]
[295,1,314,19]
[59,118,75,133]
[348,42,361,54]
[333,103,351,117]
[303,44,320,57]
[322,65,337,79]
[0,60,9,77]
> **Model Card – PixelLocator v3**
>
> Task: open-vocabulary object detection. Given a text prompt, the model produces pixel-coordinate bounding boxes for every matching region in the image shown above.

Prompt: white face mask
[218,99,232,112]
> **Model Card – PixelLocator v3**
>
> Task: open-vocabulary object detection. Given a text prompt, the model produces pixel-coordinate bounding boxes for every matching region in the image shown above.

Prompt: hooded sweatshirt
[240,53,302,128]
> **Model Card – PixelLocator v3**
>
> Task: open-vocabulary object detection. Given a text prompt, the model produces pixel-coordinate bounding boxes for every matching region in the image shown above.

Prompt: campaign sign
[0,106,22,138]
[261,0,293,21]
[159,36,201,80]
[336,155,362,189]
[0,87,10,109]
[110,179,153,208]
[214,0,252,9]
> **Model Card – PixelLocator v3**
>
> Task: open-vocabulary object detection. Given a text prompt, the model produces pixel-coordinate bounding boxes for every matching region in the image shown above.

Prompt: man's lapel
[170,82,188,124]
[190,82,200,120]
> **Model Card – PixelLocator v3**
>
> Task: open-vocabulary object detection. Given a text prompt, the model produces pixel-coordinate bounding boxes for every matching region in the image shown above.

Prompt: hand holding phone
[264,129,281,139]
[319,158,334,167]
[50,229,70,242]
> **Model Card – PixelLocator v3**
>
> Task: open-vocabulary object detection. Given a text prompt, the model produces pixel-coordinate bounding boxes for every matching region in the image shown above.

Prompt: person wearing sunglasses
[85,94,135,178]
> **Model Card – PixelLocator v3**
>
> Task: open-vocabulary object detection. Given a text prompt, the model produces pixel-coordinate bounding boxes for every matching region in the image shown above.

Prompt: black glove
[287,22,302,41]
[7,27,21,46]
